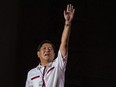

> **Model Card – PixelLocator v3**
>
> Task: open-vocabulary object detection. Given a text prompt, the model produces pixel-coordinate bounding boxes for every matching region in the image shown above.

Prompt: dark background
[0,0,115,87]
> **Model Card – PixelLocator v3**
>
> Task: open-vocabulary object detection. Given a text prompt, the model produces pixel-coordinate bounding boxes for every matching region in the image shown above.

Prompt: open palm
[64,4,75,23]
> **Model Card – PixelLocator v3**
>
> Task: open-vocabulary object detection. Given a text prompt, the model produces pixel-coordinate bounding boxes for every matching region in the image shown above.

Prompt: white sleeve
[54,50,68,71]
[25,72,33,87]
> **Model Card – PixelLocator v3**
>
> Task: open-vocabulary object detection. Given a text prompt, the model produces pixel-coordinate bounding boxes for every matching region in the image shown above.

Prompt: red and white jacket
[25,50,68,87]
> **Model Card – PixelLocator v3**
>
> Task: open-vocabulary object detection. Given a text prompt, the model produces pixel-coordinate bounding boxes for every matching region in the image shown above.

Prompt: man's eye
[43,48,46,50]
[49,48,52,50]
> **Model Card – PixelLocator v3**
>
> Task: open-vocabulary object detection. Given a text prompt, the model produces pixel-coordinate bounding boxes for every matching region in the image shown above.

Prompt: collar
[38,62,52,69]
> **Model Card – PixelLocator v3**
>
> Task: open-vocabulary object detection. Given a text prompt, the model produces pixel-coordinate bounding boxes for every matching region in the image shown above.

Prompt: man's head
[37,40,56,65]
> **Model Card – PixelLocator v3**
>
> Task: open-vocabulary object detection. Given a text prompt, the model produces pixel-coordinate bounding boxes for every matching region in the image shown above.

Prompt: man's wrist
[65,21,71,26]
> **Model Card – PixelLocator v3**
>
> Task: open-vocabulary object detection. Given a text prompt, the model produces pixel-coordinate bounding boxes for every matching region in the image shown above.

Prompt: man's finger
[67,4,70,12]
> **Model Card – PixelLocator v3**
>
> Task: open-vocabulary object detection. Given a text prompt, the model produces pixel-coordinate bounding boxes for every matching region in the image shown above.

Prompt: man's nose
[45,48,50,52]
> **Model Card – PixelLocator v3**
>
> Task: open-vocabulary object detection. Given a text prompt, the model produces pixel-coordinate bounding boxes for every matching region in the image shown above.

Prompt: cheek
[52,52,55,58]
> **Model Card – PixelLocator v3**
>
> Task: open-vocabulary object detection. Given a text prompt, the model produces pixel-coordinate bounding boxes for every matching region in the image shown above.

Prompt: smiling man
[25,4,75,87]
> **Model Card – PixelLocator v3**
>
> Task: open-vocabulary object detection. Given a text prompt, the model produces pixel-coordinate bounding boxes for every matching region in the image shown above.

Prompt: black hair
[37,40,56,53]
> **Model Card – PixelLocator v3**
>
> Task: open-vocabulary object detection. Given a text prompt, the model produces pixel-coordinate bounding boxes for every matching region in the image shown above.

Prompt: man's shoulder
[27,66,39,76]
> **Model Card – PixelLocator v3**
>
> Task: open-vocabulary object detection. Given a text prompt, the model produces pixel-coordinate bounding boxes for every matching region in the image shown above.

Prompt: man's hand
[64,4,75,24]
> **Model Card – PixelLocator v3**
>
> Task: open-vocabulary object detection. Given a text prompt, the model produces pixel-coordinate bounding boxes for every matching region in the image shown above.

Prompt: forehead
[41,43,53,47]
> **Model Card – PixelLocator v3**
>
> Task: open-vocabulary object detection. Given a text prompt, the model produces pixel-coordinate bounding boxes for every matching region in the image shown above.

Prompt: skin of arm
[60,4,75,59]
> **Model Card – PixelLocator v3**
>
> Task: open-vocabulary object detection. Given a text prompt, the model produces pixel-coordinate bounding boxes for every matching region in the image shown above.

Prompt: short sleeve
[53,50,68,71]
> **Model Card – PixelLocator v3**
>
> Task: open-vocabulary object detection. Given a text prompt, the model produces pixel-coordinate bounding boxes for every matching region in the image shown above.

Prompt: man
[25,4,75,87]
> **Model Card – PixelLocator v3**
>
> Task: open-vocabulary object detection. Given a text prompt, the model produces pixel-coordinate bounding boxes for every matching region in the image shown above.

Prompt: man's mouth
[44,54,50,56]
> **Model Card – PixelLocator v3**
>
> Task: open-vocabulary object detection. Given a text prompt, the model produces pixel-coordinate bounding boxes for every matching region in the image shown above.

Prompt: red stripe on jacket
[31,75,40,80]
[47,67,55,74]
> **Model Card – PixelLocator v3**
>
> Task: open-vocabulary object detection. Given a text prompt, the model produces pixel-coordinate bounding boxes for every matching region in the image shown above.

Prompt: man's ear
[37,51,40,58]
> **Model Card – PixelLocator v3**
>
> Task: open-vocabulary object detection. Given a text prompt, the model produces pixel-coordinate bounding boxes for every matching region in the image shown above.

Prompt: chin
[44,56,50,58]
[46,58,53,62]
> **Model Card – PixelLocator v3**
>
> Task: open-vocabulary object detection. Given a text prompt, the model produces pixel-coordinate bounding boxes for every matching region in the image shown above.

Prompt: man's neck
[40,61,50,67]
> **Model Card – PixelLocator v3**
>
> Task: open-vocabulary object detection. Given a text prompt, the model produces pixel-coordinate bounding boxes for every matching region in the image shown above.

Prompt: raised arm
[60,4,75,59]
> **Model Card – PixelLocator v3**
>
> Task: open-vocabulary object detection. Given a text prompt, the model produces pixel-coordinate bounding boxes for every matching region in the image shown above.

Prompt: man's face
[37,43,55,63]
